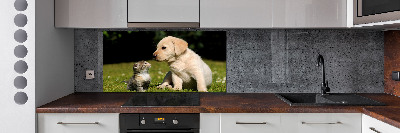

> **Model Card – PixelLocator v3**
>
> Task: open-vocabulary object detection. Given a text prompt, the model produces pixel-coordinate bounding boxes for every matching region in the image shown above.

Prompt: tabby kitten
[125,61,151,92]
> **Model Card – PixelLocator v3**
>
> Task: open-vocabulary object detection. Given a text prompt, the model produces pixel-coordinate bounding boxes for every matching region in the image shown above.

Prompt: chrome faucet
[317,54,330,95]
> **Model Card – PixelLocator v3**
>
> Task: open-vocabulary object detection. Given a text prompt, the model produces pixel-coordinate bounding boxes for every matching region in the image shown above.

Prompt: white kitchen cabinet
[128,0,199,23]
[55,0,127,28]
[217,113,361,133]
[273,0,348,28]
[362,114,400,133]
[281,113,361,133]
[54,0,351,28]
[221,113,281,133]
[201,0,349,28]
[38,113,119,133]
[200,113,220,133]
[200,0,273,28]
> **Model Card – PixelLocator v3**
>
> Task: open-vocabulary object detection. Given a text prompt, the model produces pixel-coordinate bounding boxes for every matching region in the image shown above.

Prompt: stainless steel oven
[354,0,400,25]
[120,114,200,133]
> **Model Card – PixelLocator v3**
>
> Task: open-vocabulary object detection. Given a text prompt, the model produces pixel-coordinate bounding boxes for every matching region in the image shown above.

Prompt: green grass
[103,59,226,92]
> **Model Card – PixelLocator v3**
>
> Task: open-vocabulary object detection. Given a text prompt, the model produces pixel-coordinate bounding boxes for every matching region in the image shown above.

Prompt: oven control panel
[120,113,199,130]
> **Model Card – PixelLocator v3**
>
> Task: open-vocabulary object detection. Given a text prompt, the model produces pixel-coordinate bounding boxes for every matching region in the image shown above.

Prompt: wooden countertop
[37,93,400,128]
[363,107,400,129]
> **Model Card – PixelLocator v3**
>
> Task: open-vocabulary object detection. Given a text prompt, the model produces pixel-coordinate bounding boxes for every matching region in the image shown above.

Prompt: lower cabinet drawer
[221,113,281,133]
[362,114,400,133]
[298,113,361,133]
[281,113,361,133]
[38,113,119,133]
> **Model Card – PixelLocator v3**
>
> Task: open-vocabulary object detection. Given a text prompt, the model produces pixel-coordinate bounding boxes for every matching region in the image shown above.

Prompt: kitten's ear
[172,37,188,56]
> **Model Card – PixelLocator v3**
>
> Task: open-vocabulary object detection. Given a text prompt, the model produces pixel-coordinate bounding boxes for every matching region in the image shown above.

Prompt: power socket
[393,71,400,81]
[86,70,95,79]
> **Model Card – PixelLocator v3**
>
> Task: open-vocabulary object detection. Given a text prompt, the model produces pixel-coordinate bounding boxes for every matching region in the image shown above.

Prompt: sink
[275,93,385,106]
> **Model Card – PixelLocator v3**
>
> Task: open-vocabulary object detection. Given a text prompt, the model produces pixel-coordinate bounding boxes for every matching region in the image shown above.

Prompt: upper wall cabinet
[200,0,273,28]
[55,0,350,28]
[200,0,350,28]
[273,0,348,28]
[127,0,199,28]
[55,0,127,28]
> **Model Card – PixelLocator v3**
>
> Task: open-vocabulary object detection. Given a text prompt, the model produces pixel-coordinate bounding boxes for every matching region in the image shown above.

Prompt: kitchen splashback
[384,31,400,96]
[74,29,384,93]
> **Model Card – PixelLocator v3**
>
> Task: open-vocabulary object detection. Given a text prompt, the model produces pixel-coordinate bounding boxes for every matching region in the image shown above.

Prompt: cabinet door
[200,0,273,28]
[38,113,119,133]
[55,0,127,28]
[220,113,280,133]
[200,113,220,133]
[128,0,199,22]
[362,114,400,133]
[273,0,347,28]
[281,113,361,133]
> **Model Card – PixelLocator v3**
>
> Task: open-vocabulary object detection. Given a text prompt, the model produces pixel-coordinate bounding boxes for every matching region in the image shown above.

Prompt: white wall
[0,0,36,132]
[35,0,74,107]
[0,0,74,132]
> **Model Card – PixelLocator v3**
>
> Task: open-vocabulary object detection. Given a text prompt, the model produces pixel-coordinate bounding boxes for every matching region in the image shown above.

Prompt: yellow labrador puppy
[153,36,212,92]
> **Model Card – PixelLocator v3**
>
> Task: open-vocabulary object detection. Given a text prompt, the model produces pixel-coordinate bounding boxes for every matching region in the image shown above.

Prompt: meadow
[103,59,226,92]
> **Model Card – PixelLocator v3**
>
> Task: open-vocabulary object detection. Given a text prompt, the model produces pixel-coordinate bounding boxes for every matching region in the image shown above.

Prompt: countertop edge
[363,107,400,129]
[35,93,400,129]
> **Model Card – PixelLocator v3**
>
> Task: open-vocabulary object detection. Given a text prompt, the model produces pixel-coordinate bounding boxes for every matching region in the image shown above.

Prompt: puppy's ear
[172,37,188,56]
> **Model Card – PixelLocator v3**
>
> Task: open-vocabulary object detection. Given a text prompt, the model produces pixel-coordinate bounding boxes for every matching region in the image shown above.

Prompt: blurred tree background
[103,31,226,64]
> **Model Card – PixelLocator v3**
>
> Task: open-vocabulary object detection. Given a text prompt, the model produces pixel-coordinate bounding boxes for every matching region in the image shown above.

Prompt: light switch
[86,70,95,79]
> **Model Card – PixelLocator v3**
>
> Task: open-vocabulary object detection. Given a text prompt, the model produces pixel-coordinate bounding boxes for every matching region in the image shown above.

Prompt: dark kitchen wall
[74,29,384,93]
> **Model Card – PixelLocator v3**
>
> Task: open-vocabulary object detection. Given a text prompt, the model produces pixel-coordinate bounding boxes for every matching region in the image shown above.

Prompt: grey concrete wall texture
[74,29,384,93]
[75,29,103,92]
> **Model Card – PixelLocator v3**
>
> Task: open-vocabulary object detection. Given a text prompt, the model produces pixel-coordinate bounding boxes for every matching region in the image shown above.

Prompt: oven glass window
[128,130,198,133]
[362,0,400,16]
[131,132,190,133]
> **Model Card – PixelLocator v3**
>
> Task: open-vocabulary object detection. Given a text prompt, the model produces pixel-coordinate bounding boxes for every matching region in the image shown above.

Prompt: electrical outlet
[393,71,400,81]
[86,70,95,79]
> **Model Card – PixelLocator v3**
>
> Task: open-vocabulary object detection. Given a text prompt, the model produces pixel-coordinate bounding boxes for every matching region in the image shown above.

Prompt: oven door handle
[126,129,198,133]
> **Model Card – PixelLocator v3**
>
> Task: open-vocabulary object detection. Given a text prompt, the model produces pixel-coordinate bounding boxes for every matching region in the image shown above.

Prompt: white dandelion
[158,71,163,75]
[216,77,222,83]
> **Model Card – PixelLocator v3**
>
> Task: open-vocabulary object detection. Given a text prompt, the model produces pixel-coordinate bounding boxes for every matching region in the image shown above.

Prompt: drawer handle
[301,122,342,125]
[57,122,99,125]
[369,127,382,133]
[236,122,267,124]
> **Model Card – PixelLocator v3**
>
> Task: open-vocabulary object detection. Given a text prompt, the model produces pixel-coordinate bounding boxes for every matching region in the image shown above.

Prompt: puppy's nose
[153,53,157,58]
